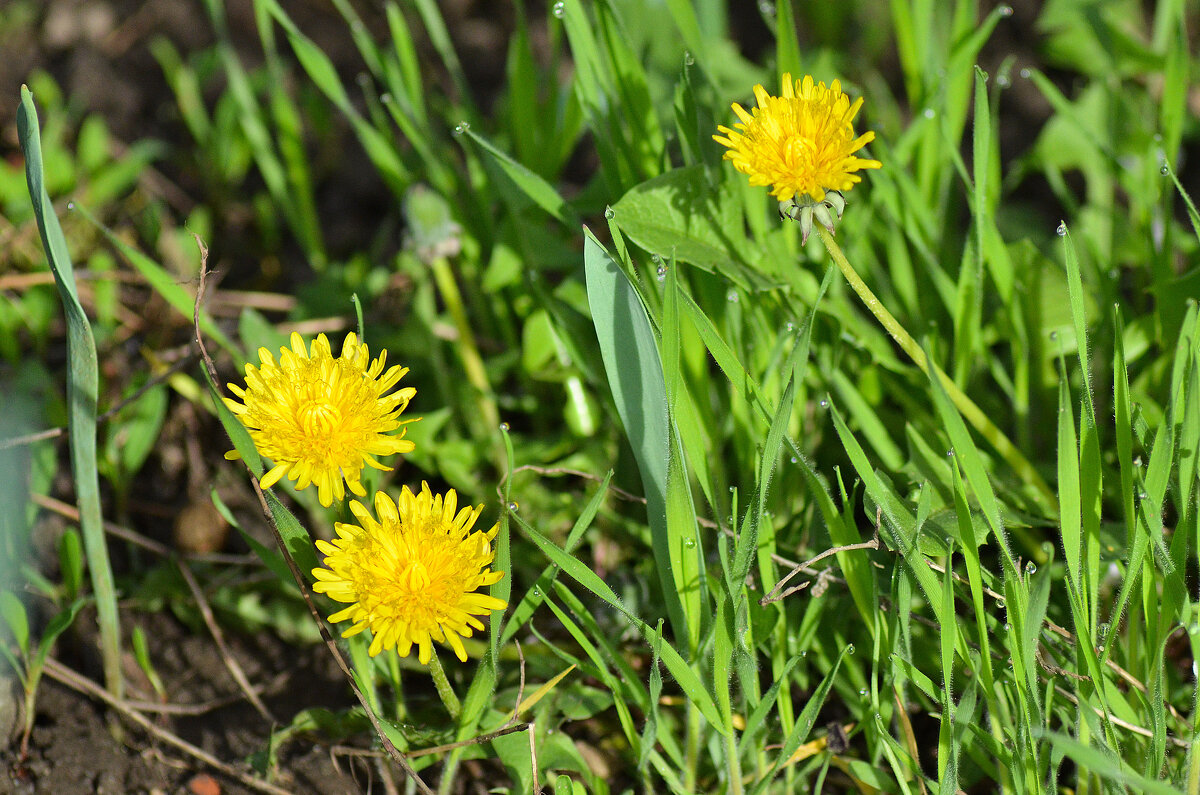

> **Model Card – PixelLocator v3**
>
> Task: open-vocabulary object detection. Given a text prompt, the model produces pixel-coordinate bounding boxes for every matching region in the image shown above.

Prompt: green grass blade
[462,127,580,228]
[1041,733,1184,795]
[17,86,122,698]
[750,647,850,795]
[583,230,689,646]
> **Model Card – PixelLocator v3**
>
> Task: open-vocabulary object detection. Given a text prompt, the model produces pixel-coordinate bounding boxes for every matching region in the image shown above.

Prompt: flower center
[298,398,341,437]
[402,558,432,591]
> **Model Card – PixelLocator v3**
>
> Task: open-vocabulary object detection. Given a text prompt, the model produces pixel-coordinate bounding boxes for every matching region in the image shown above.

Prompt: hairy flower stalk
[224,332,417,507]
[312,484,507,663]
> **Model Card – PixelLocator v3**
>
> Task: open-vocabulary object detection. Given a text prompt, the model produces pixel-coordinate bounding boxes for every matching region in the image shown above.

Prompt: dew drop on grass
[726,289,739,303]
[683,51,695,66]
[684,537,697,549]
[498,422,510,432]
[946,449,955,457]
[846,644,855,655]
[858,688,867,696]
[507,501,520,512]
[1025,561,1037,575]
[1049,330,1058,340]
[790,456,798,464]
[996,73,1011,88]
[799,650,807,657]
[1019,67,1032,79]
[380,93,392,104]
[818,399,829,409]
[1003,623,1011,632]
[656,266,668,281]
[1056,221,1067,236]
[1161,164,1171,176]
[604,206,615,219]
[998,4,1013,16]
[922,108,935,119]
[66,201,75,211]
[453,121,470,135]
[784,321,796,332]
[552,1,565,17]
[532,587,540,597]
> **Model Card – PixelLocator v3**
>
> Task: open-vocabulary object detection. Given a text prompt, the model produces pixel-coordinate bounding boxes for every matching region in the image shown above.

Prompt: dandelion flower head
[713,73,881,203]
[312,484,507,662]
[224,332,416,507]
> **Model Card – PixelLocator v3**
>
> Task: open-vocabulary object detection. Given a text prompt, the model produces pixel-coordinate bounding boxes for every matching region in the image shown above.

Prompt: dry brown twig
[42,657,296,795]
[175,559,275,722]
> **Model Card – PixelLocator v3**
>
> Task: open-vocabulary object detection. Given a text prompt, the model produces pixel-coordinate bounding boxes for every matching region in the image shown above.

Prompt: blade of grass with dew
[1055,372,1122,756]
[17,86,122,698]
[1061,225,1102,630]
[828,404,944,623]
[583,230,692,649]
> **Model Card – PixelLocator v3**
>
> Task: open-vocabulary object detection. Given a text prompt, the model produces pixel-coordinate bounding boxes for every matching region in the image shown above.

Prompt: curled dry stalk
[190,236,435,795]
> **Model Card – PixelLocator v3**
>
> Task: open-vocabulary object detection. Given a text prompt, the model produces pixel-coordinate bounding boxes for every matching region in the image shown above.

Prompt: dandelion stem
[815,226,1057,512]
[427,651,462,721]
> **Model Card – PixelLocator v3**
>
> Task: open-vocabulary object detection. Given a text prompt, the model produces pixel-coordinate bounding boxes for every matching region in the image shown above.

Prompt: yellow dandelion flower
[713,73,881,203]
[224,332,417,507]
[311,484,507,663]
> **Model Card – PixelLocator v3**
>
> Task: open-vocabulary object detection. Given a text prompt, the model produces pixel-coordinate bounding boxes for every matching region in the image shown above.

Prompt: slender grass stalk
[816,225,1057,513]
[17,87,123,700]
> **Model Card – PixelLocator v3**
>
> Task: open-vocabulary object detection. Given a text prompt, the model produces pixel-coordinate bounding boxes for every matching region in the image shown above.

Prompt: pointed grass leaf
[522,521,726,735]
[462,128,580,227]
[17,86,122,697]
[0,592,29,658]
[584,230,690,645]
[751,646,850,795]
